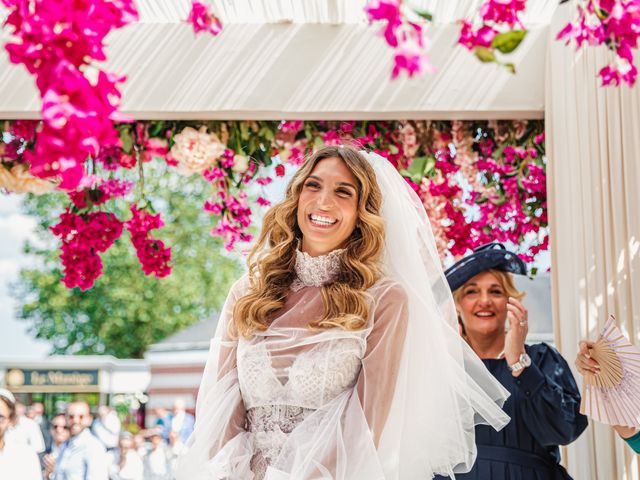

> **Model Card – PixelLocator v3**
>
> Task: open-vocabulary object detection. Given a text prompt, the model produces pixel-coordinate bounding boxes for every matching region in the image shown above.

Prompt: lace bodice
[236,248,365,478]
[237,336,364,409]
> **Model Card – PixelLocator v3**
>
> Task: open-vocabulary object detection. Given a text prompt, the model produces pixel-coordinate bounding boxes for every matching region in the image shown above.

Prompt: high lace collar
[291,248,344,291]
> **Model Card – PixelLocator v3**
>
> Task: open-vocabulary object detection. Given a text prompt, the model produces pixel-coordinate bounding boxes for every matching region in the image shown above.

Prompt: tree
[13,162,243,358]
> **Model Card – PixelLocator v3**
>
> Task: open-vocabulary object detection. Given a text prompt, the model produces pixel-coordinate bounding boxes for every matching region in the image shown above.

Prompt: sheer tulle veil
[359,150,509,478]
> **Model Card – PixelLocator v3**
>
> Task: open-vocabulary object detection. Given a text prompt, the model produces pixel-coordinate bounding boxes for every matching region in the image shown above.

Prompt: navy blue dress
[437,343,588,480]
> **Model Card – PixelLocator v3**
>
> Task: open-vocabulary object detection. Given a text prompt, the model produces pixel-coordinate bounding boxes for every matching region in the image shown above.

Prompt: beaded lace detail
[290,248,344,291]
[246,405,313,479]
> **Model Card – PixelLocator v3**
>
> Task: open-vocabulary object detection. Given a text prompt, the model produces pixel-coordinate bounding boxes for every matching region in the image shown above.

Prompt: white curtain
[546,3,640,479]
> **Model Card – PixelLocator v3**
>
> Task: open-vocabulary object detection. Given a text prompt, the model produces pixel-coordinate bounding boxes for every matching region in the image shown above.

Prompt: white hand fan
[580,315,640,428]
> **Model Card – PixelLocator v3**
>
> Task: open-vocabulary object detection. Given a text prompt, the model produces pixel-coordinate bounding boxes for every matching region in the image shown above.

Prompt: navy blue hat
[444,242,527,292]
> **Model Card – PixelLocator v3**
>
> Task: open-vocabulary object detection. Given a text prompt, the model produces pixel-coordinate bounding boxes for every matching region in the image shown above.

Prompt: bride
[176,145,510,479]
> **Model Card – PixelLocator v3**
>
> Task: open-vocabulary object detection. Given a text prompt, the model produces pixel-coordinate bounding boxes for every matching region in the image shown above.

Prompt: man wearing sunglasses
[53,400,108,480]
[42,413,70,479]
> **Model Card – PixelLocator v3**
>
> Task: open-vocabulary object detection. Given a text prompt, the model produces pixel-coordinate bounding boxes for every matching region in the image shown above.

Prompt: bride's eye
[304,181,320,190]
[336,188,353,198]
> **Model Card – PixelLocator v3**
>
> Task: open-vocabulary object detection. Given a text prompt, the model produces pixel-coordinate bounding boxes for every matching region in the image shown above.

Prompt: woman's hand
[504,297,529,377]
[574,340,600,375]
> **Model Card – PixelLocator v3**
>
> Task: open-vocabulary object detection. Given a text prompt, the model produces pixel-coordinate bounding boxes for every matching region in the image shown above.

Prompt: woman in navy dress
[438,243,588,480]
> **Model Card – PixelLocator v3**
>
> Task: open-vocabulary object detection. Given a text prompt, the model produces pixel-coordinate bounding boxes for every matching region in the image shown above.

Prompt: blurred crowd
[0,389,195,480]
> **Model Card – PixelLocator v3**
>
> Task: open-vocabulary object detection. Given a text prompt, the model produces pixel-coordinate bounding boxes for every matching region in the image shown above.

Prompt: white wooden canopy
[0,0,559,120]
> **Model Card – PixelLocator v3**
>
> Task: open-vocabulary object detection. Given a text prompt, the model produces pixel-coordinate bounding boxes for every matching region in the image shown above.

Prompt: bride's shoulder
[370,277,408,304]
[227,272,251,300]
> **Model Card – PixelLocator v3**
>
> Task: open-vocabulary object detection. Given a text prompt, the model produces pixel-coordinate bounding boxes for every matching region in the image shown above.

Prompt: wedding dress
[177,152,511,480]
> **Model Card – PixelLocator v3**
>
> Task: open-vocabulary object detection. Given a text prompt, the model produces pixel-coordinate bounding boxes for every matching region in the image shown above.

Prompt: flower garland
[1,119,546,289]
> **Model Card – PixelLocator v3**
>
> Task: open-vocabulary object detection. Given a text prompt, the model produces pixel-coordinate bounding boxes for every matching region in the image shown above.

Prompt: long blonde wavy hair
[232,145,385,338]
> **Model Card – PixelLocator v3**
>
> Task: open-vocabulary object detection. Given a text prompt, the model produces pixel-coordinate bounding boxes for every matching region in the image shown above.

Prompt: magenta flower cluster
[364,0,435,79]
[187,0,223,36]
[557,0,640,86]
[50,211,124,290]
[2,0,138,190]
[458,0,526,55]
[125,206,172,278]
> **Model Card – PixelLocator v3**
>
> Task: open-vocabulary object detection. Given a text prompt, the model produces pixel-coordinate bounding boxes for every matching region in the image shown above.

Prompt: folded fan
[580,315,640,428]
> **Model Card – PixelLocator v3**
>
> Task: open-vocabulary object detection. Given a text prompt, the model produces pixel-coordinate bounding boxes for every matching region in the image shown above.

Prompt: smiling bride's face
[296,156,359,257]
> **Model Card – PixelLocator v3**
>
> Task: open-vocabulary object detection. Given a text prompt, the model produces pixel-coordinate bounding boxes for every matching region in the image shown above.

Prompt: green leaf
[240,122,250,140]
[148,121,165,137]
[258,127,274,141]
[401,155,435,183]
[491,30,527,54]
[413,8,433,21]
[389,144,399,155]
[120,128,134,154]
[502,62,516,74]
[474,47,497,63]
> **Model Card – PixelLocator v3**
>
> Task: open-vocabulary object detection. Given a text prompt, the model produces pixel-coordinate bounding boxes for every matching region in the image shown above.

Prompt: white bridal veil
[360,150,510,478]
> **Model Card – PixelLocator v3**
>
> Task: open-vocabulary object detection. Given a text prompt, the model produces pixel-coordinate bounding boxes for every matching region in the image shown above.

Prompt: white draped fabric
[546,4,640,479]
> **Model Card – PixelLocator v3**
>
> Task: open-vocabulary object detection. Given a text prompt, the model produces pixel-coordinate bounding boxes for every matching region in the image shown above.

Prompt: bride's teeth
[310,214,336,225]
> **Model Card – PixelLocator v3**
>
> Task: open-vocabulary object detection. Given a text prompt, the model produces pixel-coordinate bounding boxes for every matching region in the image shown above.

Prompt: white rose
[232,154,249,173]
[171,126,225,176]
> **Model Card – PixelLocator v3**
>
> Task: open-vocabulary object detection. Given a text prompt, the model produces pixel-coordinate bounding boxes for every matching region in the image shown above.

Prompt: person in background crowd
[6,400,46,453]
[168,399,193,452]
[0,389,42,480]
[133,433,147,457]
[575,340,640,453]
[438,243,588,479]
[42,413,70,480]
[151,407,170,443]
[143,429,171,480]
[92,405,121,451]
[30,402,52,448]
[108,432,144,480]
[53,400,109,480]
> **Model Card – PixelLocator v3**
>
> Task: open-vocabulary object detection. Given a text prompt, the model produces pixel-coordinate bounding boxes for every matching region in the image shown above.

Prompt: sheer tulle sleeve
[357,282,409,444]
[175,275,253,480]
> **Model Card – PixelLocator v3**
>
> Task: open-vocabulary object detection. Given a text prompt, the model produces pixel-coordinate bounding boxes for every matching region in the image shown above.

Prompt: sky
[0,194,51,358]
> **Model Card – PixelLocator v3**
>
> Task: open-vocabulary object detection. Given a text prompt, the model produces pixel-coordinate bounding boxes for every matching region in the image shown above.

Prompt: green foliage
[492,30,527,54]
[13,163,242,358]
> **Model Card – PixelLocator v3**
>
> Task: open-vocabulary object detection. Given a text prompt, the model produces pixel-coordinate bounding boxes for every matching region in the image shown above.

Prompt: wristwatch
[509,352,532,373]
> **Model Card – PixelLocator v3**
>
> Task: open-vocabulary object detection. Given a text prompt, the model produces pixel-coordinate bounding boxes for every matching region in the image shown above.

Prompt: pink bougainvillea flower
[364,0,403,47]
[187,0,223,36]
[125,205,172,278]
[392,39,436,78]
[479,0,526,27]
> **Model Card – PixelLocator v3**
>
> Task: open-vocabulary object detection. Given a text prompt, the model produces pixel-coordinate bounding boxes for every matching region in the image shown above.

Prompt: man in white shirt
[91,405,120,450]
[6,401,46,453]
[53,400,108,480]
[0,389,42,480]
